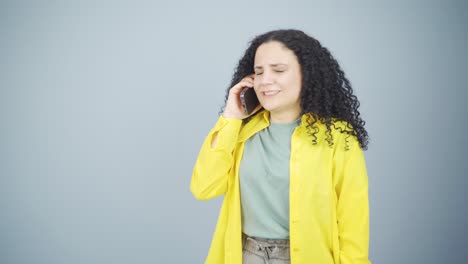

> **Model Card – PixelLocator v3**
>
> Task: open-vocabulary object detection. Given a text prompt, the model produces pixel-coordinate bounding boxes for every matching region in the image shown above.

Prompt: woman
[190,29,371,264]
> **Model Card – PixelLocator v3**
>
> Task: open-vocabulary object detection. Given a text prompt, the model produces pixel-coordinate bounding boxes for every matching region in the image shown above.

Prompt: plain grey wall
[1,1,467,263]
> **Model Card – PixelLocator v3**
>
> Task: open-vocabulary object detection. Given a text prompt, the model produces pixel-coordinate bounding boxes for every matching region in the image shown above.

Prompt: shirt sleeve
[190,115,243,200]
[333,134,372,264]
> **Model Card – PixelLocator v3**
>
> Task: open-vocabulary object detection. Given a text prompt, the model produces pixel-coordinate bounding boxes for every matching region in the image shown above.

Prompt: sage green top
[239,118,301,239]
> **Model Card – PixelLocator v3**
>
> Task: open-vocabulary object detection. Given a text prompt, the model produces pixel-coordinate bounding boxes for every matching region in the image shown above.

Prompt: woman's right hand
[222,74,262,119]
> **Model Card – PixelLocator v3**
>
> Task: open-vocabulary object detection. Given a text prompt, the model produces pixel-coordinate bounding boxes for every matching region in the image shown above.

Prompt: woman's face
[253,41,302,121]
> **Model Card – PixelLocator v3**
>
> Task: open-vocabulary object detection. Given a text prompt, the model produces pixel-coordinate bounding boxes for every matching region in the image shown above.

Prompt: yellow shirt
[190,110,371,264]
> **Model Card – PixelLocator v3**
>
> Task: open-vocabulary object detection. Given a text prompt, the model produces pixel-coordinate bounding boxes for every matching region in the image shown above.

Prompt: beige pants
[242,233,290,264]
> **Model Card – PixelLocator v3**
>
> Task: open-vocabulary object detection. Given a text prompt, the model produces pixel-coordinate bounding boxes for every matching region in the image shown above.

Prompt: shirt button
[293,248,300,252]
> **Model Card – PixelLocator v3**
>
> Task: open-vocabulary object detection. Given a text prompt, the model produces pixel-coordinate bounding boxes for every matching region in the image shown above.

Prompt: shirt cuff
[211,115,243,151]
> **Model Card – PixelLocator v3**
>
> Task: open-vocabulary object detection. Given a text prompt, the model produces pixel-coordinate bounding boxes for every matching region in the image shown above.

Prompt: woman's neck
[269,109,301,124]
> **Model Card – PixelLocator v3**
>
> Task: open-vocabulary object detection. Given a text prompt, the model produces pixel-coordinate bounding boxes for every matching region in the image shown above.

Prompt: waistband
[242,233,290,262]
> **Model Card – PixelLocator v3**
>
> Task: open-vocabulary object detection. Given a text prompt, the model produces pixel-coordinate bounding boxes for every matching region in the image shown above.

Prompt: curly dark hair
[221,29,369,151]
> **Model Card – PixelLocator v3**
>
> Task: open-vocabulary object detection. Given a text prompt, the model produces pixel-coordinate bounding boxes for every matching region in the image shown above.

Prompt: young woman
[190,29,371,264]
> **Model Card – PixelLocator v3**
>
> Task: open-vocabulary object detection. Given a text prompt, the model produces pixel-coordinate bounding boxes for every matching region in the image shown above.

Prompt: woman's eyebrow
[254,63,288,69]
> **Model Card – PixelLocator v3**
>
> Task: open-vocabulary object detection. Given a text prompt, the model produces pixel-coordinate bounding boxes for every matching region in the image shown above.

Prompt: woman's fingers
[230,81,254,94]
[222,75,257,119]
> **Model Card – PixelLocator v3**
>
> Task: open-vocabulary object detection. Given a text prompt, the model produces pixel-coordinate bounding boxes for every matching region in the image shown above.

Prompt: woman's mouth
[263,90,280,96]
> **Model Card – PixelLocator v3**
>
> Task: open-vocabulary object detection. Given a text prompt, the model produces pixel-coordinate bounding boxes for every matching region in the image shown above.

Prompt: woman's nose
[259,70,274,85]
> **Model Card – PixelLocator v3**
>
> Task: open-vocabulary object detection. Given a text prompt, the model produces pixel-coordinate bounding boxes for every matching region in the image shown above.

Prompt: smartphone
[240,87,260,115]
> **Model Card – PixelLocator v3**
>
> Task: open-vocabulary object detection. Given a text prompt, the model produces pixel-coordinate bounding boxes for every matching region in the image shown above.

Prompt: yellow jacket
[190,110,371,264]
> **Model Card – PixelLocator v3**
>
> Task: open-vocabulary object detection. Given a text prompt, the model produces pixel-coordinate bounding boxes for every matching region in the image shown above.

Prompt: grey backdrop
[1,1,467,263]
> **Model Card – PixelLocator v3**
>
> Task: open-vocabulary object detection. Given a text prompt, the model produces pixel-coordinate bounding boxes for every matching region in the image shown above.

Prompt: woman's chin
[258,103,276,112]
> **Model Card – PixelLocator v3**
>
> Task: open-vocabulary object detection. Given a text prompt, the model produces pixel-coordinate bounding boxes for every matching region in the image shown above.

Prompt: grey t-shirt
[239,118,301,239]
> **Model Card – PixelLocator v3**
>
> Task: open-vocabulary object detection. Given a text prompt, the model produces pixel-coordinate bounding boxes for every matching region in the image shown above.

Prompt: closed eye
[255,70,285,75]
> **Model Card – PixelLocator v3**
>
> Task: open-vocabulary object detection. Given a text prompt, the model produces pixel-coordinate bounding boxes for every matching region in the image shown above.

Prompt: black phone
[240,87,260,115]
